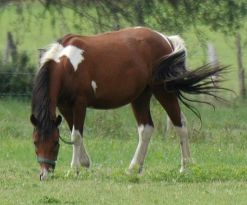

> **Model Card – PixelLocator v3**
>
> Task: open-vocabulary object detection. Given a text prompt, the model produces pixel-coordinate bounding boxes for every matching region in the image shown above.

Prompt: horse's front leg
[71,103,90,170]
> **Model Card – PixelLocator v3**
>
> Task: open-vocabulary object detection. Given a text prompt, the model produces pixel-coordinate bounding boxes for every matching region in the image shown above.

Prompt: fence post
[3,32,17,63]
[236,32,245,98]
[207,42,219,87]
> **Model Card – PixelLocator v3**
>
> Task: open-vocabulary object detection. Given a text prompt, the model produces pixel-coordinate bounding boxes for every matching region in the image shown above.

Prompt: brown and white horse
[30,27,226,180]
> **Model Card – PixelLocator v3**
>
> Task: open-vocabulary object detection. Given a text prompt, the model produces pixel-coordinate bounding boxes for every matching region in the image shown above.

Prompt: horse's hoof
[127,165,143,175]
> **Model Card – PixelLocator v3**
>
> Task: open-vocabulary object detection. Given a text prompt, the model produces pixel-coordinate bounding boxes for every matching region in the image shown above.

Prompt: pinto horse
[31,27,225,180]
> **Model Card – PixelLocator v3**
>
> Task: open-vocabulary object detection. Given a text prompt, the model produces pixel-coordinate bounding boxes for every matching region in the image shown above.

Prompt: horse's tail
[153,48,229,120]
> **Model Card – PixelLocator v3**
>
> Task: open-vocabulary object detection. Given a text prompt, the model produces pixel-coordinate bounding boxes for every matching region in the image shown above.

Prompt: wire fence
[0,71,35,98]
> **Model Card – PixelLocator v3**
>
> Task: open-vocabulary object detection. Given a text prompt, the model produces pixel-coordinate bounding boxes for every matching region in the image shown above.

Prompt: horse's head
[30,114,62,180]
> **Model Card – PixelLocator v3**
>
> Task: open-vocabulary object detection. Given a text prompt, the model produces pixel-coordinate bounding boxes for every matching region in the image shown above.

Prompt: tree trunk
[135,0,145,25]
[3,32,17,63]
[236,32,245,98]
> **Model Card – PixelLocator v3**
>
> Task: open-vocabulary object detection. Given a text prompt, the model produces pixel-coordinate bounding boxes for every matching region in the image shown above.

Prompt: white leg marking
[71,126,90,169]
[40,43,84,71]
[174,125,191,173]
[91,80,98,94]
[166,116,173,134]
[129,124,154,173]
[165,112,186,136]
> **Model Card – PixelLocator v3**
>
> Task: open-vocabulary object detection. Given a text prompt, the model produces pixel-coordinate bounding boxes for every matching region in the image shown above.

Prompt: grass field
[0,98,247,205]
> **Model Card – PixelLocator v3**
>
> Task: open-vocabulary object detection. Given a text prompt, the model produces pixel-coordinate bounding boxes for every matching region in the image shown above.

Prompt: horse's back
[55,27,173,108]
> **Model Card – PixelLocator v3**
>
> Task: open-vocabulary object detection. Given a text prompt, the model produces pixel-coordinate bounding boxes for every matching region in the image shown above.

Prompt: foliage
[0,52,35,97]
[1,0,246,34]
[35,0,247,34]
[174,0,247,34]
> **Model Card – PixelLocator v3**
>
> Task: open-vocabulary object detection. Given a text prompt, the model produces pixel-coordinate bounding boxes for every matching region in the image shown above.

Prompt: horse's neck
[48,67,63,118]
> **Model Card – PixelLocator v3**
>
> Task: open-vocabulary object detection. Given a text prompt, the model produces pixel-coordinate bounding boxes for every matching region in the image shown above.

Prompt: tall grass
[0,99,247,204]
[0,91,247,204]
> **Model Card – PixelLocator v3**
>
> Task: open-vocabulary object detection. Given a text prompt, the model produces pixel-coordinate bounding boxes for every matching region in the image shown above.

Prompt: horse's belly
[88,84,147,109]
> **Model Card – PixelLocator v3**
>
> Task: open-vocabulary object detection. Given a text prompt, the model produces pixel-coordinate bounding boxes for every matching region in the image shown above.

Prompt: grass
[0,99,247,204]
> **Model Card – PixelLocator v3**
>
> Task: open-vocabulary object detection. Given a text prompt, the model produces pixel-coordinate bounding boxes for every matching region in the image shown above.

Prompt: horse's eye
[34,141,38,146]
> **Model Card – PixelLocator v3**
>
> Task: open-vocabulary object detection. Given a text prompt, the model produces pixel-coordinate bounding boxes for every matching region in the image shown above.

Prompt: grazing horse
[31,27,226,180]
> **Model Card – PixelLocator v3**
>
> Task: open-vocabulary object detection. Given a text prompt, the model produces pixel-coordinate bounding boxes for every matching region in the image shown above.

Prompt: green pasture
[0,99,247,204]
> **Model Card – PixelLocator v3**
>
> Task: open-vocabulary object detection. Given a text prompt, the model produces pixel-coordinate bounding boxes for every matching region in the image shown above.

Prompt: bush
[0,52,35,98]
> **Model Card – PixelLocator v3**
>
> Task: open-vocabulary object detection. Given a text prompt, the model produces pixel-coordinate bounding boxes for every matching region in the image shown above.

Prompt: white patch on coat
[40,43,84,71]
[91,80,98,94]
[155,31,187,59]
[71,126,90,169]
[134,26,143,29]
[129,124,154,173]
[168,35,187,54]
[155,31,173,51]
[60,45,84,71]
[40,43,63,66]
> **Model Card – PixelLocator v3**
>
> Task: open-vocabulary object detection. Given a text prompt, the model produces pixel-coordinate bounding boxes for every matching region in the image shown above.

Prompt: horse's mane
[31,62,54,137]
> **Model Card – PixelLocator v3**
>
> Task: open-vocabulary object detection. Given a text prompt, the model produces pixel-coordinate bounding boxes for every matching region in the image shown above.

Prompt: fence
[0,71,35,97]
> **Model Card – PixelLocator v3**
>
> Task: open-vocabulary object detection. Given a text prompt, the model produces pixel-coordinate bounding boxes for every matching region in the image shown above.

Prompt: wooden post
[207,42,219,67]
[3,32,17,63]
[207,42,219,87]
[236,32,245,98]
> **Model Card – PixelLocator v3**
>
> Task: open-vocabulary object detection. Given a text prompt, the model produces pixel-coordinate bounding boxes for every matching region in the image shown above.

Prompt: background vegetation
[0,1,247,204]
[0,0,246,95]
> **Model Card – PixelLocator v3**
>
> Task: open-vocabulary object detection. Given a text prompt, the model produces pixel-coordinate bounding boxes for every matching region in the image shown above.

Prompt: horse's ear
[55,115,62,127]
[30,114,39,126]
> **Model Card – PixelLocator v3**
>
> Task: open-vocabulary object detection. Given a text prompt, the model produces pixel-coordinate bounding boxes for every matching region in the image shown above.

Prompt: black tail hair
[154,50,230,121]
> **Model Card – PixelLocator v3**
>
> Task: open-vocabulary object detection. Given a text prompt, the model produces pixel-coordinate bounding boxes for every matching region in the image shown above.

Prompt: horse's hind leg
[153,89,191,172]
[128,90,154,174]
[165,112,187,136]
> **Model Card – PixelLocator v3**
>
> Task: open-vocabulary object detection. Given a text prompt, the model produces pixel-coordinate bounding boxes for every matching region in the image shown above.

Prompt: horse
[30,27,226,180]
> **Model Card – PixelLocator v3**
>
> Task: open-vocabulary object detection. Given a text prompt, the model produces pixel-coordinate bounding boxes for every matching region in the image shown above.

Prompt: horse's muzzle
[37,156,56,180]
[40,167,54,181]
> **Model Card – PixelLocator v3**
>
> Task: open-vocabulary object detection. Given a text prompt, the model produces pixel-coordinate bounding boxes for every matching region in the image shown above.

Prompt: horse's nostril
[48,167,54,172]
[40,168,49,181]
[40,173,43,181]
